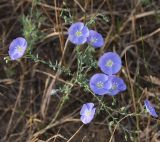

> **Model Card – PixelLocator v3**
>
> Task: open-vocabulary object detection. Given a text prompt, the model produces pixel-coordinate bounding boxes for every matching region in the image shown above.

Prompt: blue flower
[87,30,104,48]
[68,22,89,45]
[98,52,122,75]
[106,76,126,96]
[89,73,111,95]
[8,37,27,60]
[144,99,158,118]
[80,103,96,124]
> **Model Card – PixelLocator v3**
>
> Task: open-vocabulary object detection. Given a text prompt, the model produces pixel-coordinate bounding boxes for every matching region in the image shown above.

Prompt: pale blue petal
[89,73,111,95]
[8,37,27,60]
[87,30,104,48]
[81,26,89,37]
[144,99,158,118]
[86,103,94,111]
[80,104,88,116]
[106,76,126,96]
[68,22,84,35]
[98,52,122,75]
[80,115,92,124]
[80,103,96,124]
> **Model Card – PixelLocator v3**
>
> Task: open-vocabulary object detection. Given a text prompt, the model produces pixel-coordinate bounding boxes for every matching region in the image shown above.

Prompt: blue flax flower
[68,22,89,45]
[98,52,122,75]
[8,37,27,60]
[89,73,111,95]
[80,103,96,124]
[106,76,126,96]
[144,99,158,118]
[87,30,104,48]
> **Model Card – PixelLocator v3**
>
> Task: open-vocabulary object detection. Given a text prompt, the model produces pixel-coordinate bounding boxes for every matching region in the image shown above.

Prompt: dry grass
[0,0,160,142]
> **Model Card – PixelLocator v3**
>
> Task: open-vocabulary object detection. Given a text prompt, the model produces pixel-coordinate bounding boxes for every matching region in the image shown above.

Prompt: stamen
[111,82,118,90]
[106,60,113,67]
[86,110,91,116]
[76,31,82,36]
[91,38,97,43]
[16,46,23,52]
[96,81,104,88]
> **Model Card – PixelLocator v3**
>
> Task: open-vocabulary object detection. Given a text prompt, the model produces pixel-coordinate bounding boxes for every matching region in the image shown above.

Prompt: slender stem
[108,113,142,142]
[67,124,84,142]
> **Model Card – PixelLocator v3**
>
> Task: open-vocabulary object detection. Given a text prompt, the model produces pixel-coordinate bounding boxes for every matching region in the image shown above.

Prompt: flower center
[91,38,97,44]
[16,46,23,52]
[111,82,118,90]
[96,81,104,89]
[147,103,154,111]
[76,31,82,36]
[106,60,113,67]
[86,110,91,116]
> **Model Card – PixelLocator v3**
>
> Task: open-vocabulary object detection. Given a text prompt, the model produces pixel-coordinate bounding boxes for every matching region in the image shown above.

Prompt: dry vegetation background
[0,0,160,142]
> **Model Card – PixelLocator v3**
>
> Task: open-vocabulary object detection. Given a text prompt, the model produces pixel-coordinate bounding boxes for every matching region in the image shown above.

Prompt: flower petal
[98,52,122,75]
[68,22,84,35]
[89,73,111,95]
[144,99,158,118]
[68,22,89,45]
[106,76,126,96]
[86,103,94,111]
[8,37,27,60]
[87,30,104,48]
[80,103,96,124]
